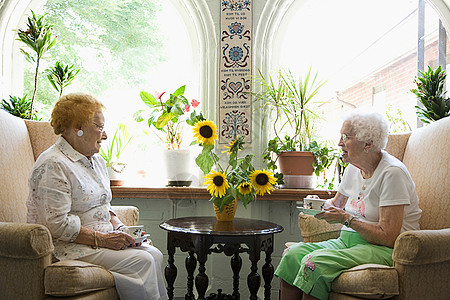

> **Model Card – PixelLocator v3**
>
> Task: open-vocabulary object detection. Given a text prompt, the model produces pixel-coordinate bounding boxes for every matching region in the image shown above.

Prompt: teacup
[303,198,326,210]
[120,225,144,238]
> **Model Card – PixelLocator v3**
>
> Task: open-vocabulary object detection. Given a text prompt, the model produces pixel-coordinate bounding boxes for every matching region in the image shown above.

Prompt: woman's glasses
[92,122,105,133]
[340,133,353,142]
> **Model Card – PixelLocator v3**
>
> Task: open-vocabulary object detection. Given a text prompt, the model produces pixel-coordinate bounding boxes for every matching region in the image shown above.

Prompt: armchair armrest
[298,213,342,243]
[0,222,53,259]
[0,222,54,299]
[393,228,450,265]
[112,205,139,226]
[393,228,450,300]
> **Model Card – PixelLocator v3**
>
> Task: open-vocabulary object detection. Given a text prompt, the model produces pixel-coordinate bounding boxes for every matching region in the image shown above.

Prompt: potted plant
[193,119,276,220]
[134,85,204,186]
[46,60,80,98]
[99,123,132,186]
[17,10,57,119]
[1,95,39,120]
[410,65,450,124]
[251,67,328,188]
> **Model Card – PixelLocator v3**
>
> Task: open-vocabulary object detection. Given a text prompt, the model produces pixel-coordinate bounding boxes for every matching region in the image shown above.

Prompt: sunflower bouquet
[192,120,276,212]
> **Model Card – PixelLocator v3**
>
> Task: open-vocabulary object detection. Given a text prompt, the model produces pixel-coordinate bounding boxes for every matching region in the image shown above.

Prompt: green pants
[274,231,393,300]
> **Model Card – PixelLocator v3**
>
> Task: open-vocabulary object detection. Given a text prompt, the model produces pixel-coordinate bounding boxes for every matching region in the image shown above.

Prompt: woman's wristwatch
[343,215,358,227]
[115,224,125,231]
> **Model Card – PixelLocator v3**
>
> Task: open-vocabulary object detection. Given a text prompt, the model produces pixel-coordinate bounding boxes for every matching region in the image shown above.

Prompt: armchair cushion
[298,213,342,242]
[24,120,59,160]
[112,205,139,226]
[45,260,115,297]
[332,264,399,299]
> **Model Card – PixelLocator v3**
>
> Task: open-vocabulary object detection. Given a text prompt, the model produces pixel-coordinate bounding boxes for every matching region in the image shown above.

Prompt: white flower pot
[162,149,195,186]
[107,165,126,186]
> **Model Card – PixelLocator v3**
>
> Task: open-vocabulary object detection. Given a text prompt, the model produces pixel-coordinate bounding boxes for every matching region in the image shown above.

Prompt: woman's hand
[97,231,138,250]
[315,206,350,224]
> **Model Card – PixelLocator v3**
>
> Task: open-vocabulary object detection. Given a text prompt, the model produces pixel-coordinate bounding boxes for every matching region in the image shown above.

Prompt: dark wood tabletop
[160,216,284,236]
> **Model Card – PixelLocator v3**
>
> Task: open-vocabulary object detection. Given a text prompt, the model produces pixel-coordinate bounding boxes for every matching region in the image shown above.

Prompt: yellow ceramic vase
[213,198,237,221]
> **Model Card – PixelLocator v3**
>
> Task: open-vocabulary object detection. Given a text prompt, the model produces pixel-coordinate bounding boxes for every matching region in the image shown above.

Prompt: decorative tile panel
[219,0,253,145]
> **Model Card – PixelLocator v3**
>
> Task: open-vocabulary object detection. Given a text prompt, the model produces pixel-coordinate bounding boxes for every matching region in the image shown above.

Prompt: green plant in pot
[46,60,80,98]
[1,95,39,120]
[100,123,132,186]
[134,85,204,186]
[410,65,450,123]
[17,10,57,119]
[252,67,329,188]
[307,140,345,190]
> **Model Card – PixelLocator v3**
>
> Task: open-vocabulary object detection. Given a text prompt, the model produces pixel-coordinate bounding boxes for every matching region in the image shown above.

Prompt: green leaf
[155,112,174,129]
[173,85,185,97]
[195,150,214,174]
[140,91,158,106]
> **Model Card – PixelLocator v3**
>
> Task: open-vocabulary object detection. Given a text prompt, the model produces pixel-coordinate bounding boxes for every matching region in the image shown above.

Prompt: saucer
[299,207,324,216]
[134,234,150,243]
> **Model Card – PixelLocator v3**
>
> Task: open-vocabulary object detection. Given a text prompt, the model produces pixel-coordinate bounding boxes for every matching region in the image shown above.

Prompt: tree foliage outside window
[23,0,166,119]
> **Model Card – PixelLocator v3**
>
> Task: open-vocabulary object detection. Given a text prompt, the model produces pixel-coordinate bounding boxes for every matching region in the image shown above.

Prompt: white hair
[343,111,389,149]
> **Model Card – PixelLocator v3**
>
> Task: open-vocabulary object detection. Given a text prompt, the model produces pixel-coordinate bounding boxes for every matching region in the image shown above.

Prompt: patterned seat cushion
[331,264,399,299]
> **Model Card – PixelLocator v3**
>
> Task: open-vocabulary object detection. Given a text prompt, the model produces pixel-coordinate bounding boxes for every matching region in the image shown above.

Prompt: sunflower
[238,181,252,195]
[222,136,244,154]
[204,170,230,198]
[193,120,218,145]
[250,169,276,196]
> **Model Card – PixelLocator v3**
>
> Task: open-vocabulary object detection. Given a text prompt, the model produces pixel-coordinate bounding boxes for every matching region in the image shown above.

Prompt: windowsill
[111,186,336,201]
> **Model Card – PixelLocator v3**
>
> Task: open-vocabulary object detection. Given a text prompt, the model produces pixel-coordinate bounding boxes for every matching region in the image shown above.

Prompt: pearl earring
[77,130,84,137]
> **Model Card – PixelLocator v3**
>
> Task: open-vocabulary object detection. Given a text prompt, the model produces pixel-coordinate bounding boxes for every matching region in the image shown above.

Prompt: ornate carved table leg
[185,250,197,300]
[195,253,209,300]
[165,236,177,300]
[261,237,274,300]
[231,253,242,299]
[247,253,261,300]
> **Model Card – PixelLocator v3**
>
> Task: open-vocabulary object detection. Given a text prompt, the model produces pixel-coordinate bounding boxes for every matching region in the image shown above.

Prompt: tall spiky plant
[17,10,57,119]
[411,65,450,124]
[46,61,80,97]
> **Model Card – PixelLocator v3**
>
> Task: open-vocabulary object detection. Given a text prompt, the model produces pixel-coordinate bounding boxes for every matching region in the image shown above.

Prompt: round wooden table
[160,216,284,300]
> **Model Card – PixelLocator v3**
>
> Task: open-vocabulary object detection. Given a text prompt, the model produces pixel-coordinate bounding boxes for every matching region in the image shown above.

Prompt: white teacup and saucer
[120,225,150,243]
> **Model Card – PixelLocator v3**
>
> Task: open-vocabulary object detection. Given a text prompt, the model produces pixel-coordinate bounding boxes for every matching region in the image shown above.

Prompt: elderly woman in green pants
[275,111,421,300]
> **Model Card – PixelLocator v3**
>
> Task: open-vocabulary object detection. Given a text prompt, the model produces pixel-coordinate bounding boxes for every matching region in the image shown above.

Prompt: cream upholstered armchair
[293,117,450,300]
[0,109,139,300]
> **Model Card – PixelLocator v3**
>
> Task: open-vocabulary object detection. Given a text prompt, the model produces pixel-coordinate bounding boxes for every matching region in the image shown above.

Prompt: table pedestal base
[160,217,284,300]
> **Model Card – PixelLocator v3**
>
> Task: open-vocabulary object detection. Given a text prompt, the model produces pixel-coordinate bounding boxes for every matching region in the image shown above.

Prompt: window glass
[23,0,198,186]
[273,0,446,142]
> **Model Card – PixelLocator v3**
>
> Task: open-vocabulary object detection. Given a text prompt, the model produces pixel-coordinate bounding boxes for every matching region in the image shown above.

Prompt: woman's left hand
[315,206,349,224]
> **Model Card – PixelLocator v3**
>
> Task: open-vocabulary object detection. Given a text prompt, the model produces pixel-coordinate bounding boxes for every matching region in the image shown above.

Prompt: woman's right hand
[97,231,136,250]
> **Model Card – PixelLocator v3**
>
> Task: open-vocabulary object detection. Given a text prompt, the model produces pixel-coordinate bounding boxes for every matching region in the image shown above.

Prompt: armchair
[0,109,140,299]
[295,117,450,300]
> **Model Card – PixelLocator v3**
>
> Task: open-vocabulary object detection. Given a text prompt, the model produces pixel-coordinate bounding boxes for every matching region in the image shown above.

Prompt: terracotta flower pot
[278,151,315,188]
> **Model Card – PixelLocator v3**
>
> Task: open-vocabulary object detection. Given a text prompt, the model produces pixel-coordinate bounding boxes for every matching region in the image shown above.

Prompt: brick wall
[321,37,450,130]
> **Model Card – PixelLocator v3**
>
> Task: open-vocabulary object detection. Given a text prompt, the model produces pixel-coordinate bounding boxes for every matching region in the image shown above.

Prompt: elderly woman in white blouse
[27,93,167,300]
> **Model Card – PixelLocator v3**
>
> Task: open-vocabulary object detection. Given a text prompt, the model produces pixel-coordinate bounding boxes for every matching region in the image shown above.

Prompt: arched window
[2,0,217,187]
[272,0,448,142]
